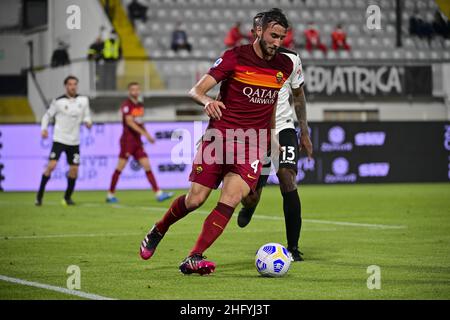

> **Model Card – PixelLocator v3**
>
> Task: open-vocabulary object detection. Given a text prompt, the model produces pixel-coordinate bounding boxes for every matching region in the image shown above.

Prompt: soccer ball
[255,243,291,277]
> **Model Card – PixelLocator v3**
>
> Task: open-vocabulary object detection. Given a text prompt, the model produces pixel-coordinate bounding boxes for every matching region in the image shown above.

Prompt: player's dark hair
[260,8,289,30]
[128,81,140,88]
[252,11,265,29]
[64,75,79,85]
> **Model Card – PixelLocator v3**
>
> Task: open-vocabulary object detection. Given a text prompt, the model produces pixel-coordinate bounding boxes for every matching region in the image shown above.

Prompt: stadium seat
[356,37,367,47]
[430,51,442,60]
[380,0,393,9]
[330,0,342,9]
[444,40,450,50]
[318,0,329,8]
[355,0,366,8]
[300,10,311,22]
[338,50,350,60]
[391,49,405,60]
[300,50,311,60]
[430,39,443,50]
[223,10,234,21]
[210,9,221,20]
[346,24,359,36]
[379,50,390,60]
[304,0,315,8]
[403,37,416,50]
[191,22,201,33]
[156,9,168,19]
[352,50,363,59]
[327,50,337,59]
[192,49,203,58]
[369,37,381,47]
[338,11,349,22]
[323,23,333,35]
[183,9,195,20]
[314,10,325,22]
[287,11,300,23]
[414,38,430,50]
[404,50,417,59]
[312,50,325,60]
[386,24,396,35]
[218,22,228,34]
[382,37,394,48]
[417,50,431,60]
[150,49,164,59]
[144,37,155,48]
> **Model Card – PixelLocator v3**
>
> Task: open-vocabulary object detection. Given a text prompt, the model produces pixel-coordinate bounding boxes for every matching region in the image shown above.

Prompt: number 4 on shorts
[251,160,259,174]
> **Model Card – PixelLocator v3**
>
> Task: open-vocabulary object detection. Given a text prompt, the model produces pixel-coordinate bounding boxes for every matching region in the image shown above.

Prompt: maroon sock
[156,195,192,234]
[109,169,121,193]
[190,202,235,256]
[145,170,160,192]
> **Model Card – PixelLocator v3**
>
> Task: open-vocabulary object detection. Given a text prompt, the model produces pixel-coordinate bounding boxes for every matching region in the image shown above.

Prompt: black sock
[282,189,302,250]
[37,174,50,200]
[64,177,76,200]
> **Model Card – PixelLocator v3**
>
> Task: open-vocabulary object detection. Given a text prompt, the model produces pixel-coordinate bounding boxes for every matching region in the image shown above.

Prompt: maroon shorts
[119,138,148,160]
[189,139,263,191]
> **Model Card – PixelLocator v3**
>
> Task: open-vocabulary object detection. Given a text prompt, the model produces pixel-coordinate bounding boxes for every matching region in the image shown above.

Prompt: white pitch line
[303,218,406,230]
[82,203,408,229]
[0,227,341,240]
[1,232,141,240]
[0,227,338,241]
[0,199,407,230]
[140,205,407,230]
[0,275,116,300]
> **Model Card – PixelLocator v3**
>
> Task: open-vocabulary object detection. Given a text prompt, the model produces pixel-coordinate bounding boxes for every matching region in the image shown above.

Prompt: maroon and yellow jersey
[207,44,294,134]
[120,98,145,143]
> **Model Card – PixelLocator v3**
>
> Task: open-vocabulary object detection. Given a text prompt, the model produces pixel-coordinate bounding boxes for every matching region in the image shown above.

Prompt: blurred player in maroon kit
[139,9,295,275]
[106,82,173,203]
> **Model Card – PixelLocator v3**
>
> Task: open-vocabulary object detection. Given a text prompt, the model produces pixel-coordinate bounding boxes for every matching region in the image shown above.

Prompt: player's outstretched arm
[292,86,313,159]
[189,74,226,120]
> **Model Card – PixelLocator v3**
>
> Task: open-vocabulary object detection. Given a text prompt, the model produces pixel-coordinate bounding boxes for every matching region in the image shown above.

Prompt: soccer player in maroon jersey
[139,9,293,275]
[238,11,313,262]
[106,82,173,203]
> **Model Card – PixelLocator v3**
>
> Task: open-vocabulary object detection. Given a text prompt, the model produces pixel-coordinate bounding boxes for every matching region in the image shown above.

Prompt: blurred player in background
[238,10,313,262]
[139,9,295,275]
[36,75,92,206]
[106,82,173,203]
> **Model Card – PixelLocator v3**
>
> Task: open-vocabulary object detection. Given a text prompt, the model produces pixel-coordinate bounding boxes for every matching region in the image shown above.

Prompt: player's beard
[259,38,277,59]
[67,89,77,98]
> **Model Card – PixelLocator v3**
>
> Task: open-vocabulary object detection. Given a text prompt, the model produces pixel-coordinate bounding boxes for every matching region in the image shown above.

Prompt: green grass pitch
[0,183,449,300]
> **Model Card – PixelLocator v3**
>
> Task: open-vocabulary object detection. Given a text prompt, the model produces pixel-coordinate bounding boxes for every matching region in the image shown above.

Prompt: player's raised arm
[189,74,225,120]
[41,99,58,138]
[292,86,313,159]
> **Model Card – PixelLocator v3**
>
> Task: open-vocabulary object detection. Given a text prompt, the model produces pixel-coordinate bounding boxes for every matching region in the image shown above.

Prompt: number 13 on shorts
[281,146,296,161]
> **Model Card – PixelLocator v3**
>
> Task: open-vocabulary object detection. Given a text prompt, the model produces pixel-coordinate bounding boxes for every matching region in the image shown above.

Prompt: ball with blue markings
[255,243,291,277]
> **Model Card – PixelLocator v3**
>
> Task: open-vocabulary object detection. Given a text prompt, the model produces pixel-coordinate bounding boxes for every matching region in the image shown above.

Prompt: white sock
[155,190,163,197]
[107,192,115,198]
